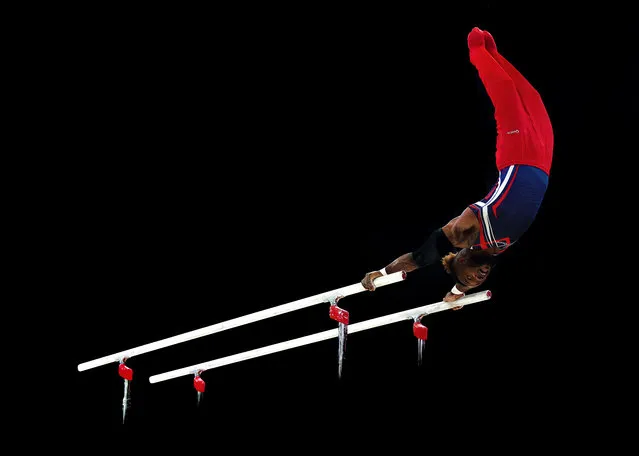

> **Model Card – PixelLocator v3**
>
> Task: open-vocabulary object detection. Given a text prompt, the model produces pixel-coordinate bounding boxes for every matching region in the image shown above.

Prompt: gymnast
[361,27,554,306]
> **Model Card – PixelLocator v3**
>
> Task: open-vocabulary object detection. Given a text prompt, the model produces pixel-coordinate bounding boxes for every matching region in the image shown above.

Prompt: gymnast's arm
[360,208,478,291]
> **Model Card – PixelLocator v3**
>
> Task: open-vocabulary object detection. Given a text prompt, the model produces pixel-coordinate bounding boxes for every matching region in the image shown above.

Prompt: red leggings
[469,29,553,175]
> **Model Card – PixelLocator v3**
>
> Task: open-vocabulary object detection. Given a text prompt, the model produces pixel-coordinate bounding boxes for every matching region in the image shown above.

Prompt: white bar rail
[148,289,492,384]
[78,271,407,372]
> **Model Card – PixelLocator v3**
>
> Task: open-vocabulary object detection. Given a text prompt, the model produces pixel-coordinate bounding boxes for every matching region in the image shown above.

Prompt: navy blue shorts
[469,165,548,252]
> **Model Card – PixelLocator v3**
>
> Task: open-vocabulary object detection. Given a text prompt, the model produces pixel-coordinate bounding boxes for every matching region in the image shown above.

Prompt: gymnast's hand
[443,291,465,310]
[361,270,384,291]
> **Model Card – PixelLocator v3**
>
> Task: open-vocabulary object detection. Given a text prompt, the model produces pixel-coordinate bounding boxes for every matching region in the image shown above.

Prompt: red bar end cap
[413,322,428,340]
[329,305,349,325]
[118,363,133,381]
[194,376,206,393]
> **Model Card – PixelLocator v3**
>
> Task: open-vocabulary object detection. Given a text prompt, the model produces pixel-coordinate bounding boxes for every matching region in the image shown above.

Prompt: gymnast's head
[442,248,494,292]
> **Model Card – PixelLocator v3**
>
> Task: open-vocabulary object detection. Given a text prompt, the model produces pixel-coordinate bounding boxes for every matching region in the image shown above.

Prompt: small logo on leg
[507,129,520,135]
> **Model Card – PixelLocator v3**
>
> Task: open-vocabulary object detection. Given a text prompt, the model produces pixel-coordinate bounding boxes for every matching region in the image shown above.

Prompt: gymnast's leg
[482,29,553,152]
[467,27,526,135]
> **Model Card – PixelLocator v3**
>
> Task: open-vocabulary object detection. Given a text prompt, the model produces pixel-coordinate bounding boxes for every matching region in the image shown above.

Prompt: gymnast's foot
[467,26,485,49]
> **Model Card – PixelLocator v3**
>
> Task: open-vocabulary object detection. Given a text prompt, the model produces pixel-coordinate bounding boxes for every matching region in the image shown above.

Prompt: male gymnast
[361,27,554,306]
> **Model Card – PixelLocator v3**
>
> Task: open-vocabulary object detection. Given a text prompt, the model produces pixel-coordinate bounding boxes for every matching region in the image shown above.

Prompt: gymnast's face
[451,249,492,289]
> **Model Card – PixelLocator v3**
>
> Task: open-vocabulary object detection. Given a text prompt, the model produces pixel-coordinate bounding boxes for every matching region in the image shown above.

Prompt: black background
[54,3,632,443]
